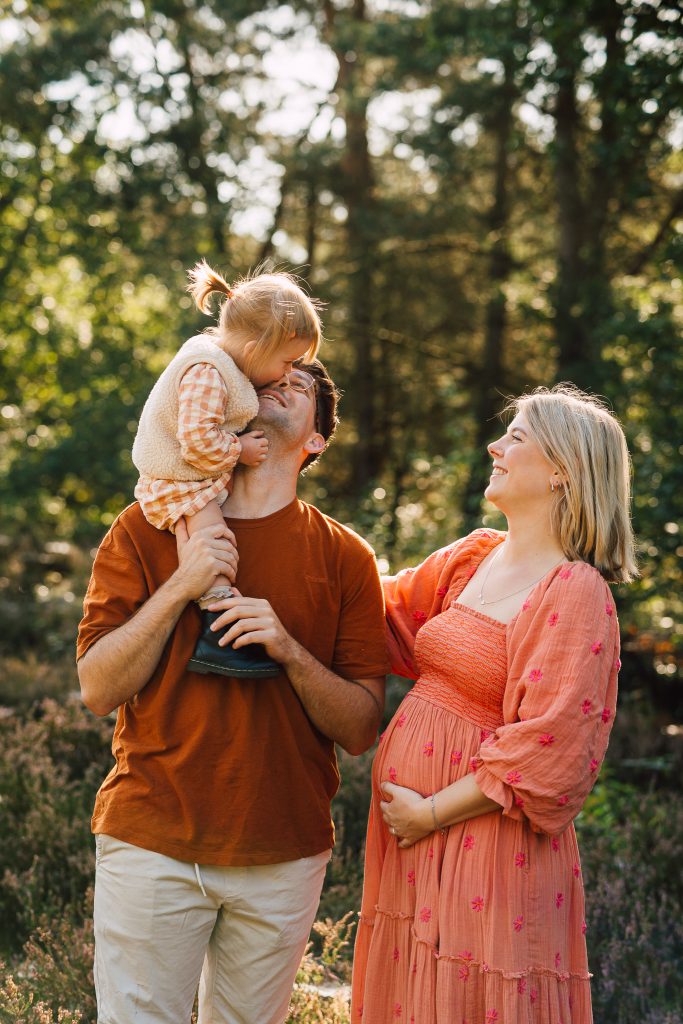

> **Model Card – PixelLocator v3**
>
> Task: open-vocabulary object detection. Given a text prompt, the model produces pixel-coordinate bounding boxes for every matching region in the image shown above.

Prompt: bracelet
[430,793,448,835]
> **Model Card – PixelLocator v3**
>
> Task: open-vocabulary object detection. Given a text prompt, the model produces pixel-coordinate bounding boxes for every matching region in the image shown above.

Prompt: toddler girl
[132,260,323,677]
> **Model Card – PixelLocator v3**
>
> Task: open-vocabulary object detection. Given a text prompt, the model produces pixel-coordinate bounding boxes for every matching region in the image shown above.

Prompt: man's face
[253,372,318,451]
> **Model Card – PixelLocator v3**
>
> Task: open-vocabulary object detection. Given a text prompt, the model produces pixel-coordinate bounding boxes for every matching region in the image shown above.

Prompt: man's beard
[248,404,301,446]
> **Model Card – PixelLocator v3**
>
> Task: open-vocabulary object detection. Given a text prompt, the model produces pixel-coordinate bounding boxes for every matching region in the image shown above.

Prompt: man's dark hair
[297,357,340,472]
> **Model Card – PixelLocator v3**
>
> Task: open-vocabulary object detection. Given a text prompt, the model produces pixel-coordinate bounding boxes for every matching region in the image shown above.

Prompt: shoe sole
[187,656,281,679]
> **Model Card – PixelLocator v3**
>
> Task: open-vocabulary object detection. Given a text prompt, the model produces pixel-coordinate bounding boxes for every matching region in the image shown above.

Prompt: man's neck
[221,457,300,520]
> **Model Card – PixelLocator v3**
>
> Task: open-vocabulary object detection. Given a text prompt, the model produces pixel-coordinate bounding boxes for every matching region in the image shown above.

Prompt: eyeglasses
[284,369,316,394]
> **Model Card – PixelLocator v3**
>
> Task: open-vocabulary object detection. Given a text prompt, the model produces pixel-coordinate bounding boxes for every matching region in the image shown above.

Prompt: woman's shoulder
[439,527,506,567]
[521,558,615,626]
[548,558,613,595]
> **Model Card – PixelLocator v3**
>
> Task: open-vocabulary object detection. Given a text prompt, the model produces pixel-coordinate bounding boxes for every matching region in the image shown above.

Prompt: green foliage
[0,905,94,1024]
[0,0,680,714]
[579,779,683,1023]
[0,700,112,952]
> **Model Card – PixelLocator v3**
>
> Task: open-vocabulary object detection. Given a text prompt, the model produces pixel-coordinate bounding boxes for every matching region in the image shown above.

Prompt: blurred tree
[0,0,679,711]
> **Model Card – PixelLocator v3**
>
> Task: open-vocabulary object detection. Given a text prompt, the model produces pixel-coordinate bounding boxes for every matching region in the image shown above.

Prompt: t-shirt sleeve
[331,546,391,680]
[474,562,620,836]
[76,521,150,661]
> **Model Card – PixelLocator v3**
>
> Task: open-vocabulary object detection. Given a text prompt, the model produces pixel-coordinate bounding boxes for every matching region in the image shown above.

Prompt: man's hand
[379,782,432,849]
[238,430,269,466]
[207,592,294,663]
[174,519,239,600]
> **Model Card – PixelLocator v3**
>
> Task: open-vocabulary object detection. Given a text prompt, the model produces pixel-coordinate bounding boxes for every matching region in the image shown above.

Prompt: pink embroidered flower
[514,852,526,868]
[522,598,532,611]
[412,610,427,625]
[573,862,581,878]
[397,713,407,728]
[514,794,525,808]
[582,919,587,935]
[423,740,434,758]
[392,947,400,962]
[463,834,475,850]
[388,767,398,783]
[528,668,543,683]
[513,915,524,932]
[419,906,432,923]
[539,733,555,746]
[590,758,600,773]
[378,730,386,743]
[457,950,474,962]
[547,612,559,627]
[555,952,562,968]
[557,794,570,806]
[468,756,479,773]
[471,896,485,912]
[358,1004,363,1018]
[530,988,538,1004]
[605,603,614,616]
[427,846,434,861]
[436,585,448,598]
[591,641,602,655]
[551,837,560,852]
[556,892,565,909]
[480,728,491,741]
[459,965,470,981]
[518,978,527,995]
[581,699,592,715]
[486,1011,499,1023]
[615,657,622,671]
[506,769,522,784]
[601,706,612,724]
[407,869,416,886]
[558,567,573,580]
[450,749,463,766]
[393,1002,402,1018]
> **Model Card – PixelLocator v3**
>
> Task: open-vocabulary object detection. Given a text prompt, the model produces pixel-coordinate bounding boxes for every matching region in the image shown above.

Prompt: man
[77,360,389,1024]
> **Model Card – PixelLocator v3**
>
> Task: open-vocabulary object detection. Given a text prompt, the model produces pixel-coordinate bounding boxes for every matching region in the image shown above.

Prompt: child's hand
[238,430,269,466]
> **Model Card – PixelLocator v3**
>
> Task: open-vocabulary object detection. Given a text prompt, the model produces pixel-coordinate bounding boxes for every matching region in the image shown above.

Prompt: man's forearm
[280,638,384,755]
[78,575,190,716]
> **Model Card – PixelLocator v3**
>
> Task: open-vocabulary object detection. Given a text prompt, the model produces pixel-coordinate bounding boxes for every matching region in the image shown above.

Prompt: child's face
[250,336,313,388]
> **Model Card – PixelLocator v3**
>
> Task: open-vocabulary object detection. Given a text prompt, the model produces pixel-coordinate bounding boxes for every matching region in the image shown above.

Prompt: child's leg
[186,499,233,607]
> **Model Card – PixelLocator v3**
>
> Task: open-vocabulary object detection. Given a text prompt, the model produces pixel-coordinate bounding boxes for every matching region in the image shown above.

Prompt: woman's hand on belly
[380,781,432,849]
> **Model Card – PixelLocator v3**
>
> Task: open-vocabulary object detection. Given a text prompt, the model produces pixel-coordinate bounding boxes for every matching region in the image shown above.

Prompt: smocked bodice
[412,603,508,731]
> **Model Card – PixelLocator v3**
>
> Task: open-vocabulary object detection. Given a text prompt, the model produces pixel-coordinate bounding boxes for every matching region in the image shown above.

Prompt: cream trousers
[94,833,330,1024]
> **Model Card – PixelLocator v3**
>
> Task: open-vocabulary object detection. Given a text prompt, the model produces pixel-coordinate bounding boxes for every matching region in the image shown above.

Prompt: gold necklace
[478,545,565,606]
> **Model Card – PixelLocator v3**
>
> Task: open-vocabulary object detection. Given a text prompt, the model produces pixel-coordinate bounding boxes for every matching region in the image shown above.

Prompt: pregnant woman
[352,385,636,1024]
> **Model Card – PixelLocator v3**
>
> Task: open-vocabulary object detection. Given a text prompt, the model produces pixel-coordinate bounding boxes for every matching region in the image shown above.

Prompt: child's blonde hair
[506,384,638,584]
[187,260,322,378]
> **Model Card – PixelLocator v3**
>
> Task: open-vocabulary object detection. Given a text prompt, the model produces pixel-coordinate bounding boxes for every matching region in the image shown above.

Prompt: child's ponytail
[187,260,323,373]
[187,259,234,314]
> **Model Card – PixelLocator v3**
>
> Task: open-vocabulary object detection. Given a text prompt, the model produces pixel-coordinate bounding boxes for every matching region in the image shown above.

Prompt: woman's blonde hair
[187,260,322,377]
[506,384,638,584]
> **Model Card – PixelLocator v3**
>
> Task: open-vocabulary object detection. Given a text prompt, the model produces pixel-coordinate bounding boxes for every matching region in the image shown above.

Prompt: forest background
[0,1,681,1021]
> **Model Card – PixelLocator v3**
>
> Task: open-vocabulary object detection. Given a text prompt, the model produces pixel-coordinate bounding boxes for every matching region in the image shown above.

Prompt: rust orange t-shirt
[77,498,389,865]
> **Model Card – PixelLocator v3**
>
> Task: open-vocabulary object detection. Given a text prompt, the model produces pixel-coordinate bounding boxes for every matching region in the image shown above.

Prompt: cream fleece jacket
[132,335,259,482]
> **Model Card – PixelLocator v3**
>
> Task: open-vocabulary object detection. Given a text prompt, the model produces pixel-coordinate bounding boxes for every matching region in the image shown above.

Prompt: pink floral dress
[351,530,620,1024]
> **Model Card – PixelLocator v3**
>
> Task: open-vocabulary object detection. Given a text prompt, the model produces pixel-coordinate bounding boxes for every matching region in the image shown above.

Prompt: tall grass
[1,695,681,1022]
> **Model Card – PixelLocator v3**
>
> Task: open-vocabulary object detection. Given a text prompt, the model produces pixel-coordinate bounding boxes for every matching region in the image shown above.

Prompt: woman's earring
[550,481,556,492]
